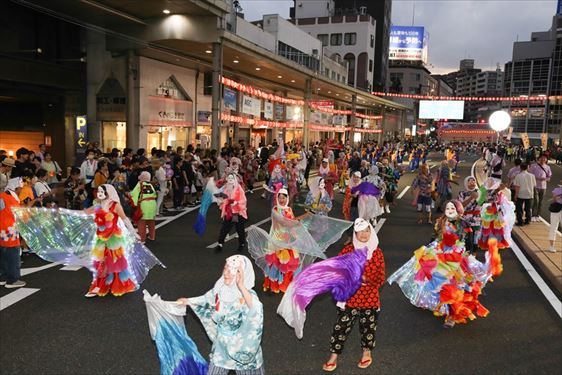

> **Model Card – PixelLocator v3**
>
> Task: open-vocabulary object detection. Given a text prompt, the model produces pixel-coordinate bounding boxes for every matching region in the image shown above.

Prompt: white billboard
[419,100,464,120]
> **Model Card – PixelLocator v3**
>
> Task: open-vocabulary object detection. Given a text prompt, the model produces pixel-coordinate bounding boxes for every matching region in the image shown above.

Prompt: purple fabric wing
[351,182,381,197]
[292,248,368,310]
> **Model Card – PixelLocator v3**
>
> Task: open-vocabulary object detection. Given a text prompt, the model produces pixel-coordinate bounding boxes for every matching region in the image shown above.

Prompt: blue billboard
[389,26,425,61]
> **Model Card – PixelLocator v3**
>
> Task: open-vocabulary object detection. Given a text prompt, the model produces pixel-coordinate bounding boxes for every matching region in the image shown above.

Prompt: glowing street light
[489,110,511,132]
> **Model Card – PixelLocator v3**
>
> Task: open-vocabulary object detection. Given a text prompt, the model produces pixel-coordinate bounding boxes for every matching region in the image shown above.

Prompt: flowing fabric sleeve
[187,289,218,342]
[277,248,367,339]
[12,207,97,269]
[131,182,141,206]
[299,214,352,253]
[143,290,208,375]
[219,292,264,366]
[118,218,165,285]
[193,178,220,236]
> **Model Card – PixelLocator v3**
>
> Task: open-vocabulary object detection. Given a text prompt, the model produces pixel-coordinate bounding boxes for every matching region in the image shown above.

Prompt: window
[369,59,373,72]
[325,68,330,76]
[370,35,374,48]
[337,73,341,81]
[317,34,329,46]
[331,71,336,80]
[344,53,355,86]
[330,33,342,46]
[344,32,357,45]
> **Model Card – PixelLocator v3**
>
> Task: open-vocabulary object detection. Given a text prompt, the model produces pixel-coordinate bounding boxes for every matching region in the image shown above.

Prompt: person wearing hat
[0,157,15,192]
[0,177,26,288]
[131,171,158,243]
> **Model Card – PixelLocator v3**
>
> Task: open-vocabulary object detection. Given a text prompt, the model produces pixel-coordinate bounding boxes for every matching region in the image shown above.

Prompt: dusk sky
[239,0,558,74]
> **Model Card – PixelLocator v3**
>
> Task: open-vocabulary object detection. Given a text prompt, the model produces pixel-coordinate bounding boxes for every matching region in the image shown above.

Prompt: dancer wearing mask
[305,177,332,216]
[216,173,248,253]
[458,176,482,254]
[176,255,264,375]
[277,219,385,372]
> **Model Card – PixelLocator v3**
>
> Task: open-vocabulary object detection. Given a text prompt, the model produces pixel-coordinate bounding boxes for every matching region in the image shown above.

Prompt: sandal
[358,357,372,369]
[322,362,337,372]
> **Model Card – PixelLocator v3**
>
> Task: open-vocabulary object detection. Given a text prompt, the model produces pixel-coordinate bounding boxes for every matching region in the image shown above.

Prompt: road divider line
[508,239,562,319]
[206,217,272,248]
[397,186,410,200]
[20,262,60,276]
[59,266,82,271]
[374,218,386,233]
[0,288,40,311]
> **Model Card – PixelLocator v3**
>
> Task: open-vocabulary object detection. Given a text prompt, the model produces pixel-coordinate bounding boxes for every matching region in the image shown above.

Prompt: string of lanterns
[371,91,557,102]
[220,113,303,129]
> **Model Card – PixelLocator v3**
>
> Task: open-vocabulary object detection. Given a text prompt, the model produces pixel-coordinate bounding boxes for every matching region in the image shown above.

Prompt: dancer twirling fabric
[277,219,385,372]
[477,177,515,250]
[248,189,351,293]
[388,200,503,328]
[13,184,164,297]
[176,255,264,375]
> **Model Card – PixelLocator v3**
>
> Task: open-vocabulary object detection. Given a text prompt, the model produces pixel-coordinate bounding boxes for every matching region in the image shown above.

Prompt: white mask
[96,186,107,201]
[226,174,236,186]
[318,179,326,190]
[445,202,458,220]
[273,165,281,174]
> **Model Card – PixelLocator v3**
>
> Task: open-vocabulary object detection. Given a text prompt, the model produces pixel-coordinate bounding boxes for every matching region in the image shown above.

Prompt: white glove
[336,301,346,310]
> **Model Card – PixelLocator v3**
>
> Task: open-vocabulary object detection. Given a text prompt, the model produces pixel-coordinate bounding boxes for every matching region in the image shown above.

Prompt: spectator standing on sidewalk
[80,149,98,207]
[513,163,536,226]
[0,157,15,191]
[0,177,26,288]
[529,155,552,222]
[41,152,62,185]
[507,158,522,201]
[548,181,562,253]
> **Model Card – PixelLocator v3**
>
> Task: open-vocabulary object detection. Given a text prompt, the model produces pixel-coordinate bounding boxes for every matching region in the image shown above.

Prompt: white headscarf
[276,188,289,209]
[99,184,121,210]
[212,255,255,305]
[308,176,327,200]
[5,177,23,202]
[464,176,477,191]
[353,218,379,259]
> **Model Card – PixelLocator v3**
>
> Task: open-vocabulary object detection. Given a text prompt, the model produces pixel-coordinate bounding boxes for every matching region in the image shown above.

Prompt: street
[1,154,561,375]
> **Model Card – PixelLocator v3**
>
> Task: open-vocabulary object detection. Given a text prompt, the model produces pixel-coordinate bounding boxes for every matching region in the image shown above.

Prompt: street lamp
[489,110,511,144]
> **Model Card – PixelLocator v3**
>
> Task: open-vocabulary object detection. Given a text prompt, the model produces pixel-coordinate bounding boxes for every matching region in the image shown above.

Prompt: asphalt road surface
[1,153,561,375]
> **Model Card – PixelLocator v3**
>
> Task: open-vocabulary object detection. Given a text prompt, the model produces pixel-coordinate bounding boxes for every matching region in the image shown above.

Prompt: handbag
[548,202,562,213]
[131,183,145,224]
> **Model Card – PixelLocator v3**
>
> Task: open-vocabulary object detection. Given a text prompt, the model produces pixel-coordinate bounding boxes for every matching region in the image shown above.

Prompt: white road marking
[373,218,386,233]
[508,239,562,319]
[0,288,40,311]
[473,158,561,318]
[20,262,60,276]
[206,217,272,248]
[59,266,82,271]
[397,186,411,200]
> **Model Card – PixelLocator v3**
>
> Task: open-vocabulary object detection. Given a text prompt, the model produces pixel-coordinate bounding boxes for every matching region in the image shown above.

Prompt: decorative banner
[222,76,304,105]
[286,106,303,121]
[264,101,273,120]
[197,111,211,124]
[242,95,262,117]
[332,115,347,126]
[275,103,285,120]
[309,124,346,133]
[223,88,237,111]
[372,91,557,102]
[541,133,549,149]
[221,113,302,129]
[148,96,193,126]
[521,133,530,149]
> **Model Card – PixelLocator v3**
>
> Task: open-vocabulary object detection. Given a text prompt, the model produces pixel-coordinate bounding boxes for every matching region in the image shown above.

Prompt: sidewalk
[474,159,562,294]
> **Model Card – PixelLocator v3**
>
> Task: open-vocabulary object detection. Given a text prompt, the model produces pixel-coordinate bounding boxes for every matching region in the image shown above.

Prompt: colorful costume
[13,184,164,297]
[248,190,351,293]
[217,173,248,251]
[188,256,264,374]
[388,201,502,325]
[477,178,515,250]
[304,177,332,216]
[278,219,385,340]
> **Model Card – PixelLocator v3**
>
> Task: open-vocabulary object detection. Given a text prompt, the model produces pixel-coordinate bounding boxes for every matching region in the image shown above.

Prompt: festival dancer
[248,189,350,293]
[286,156,300,205]
[305,177,332,216]
[216,173,248,253]
[318,158,337,199]
[262,159,287,206]
[477,177,515,250]
[411,164,434,224]
[388,200,503,328]
[13,184,164,297]
[176,255,265,375]
[379,157,398,213]
[277,219,385,372]
[458,176,482,254]
[243,151,259,194]
[343,171,362,222]
[337,153,348,193]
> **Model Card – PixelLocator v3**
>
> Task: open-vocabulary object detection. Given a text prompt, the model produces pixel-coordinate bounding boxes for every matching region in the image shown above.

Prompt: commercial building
[504,11,561,143]
[437,59,481,94]
[456,65,504,122]
[0,0,406,165]
[290,0,377,92]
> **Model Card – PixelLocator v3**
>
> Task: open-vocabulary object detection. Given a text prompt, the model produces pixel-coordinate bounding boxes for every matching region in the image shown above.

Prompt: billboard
[419,100,465,120]
[389,26,425,61]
